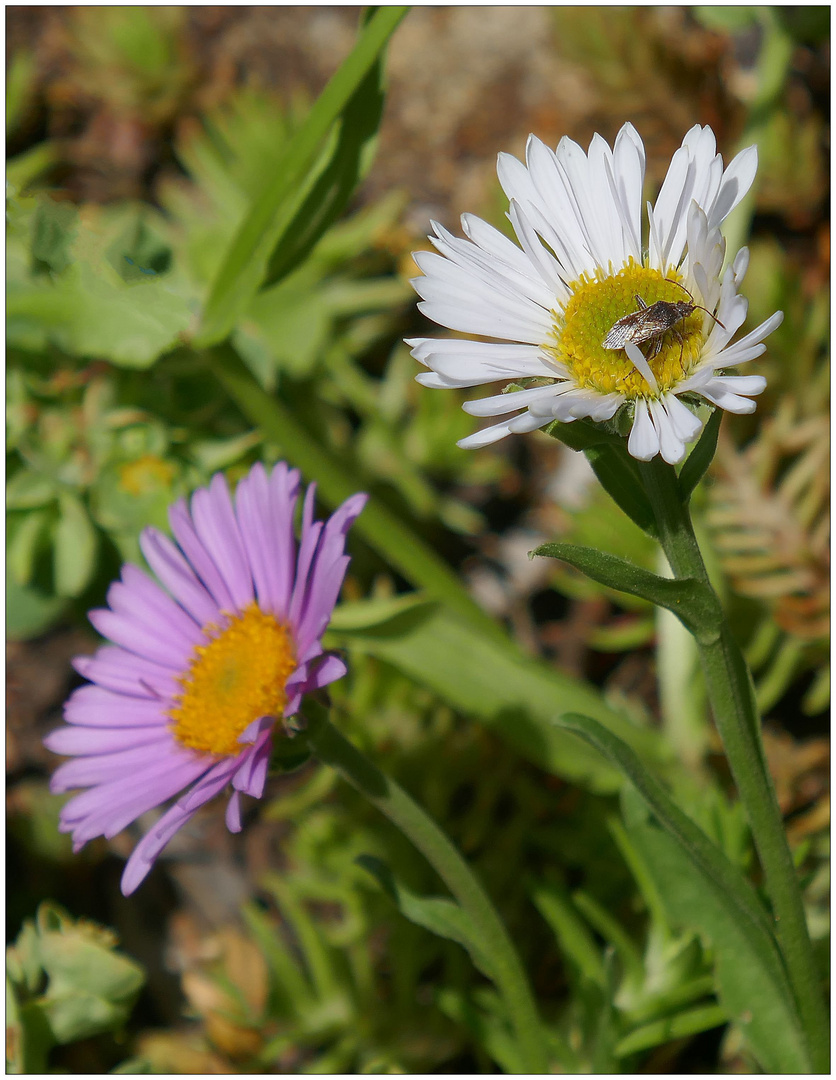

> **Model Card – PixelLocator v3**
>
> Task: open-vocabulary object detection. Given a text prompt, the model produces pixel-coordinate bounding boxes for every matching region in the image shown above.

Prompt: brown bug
[602,280,725,360]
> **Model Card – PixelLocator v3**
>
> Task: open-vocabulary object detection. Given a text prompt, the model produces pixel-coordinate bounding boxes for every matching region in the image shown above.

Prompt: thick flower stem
[303,703,549,1073]
[639,457,828,1071]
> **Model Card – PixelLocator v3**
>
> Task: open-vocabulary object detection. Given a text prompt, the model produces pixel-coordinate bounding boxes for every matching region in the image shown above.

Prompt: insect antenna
[666,278,726,330]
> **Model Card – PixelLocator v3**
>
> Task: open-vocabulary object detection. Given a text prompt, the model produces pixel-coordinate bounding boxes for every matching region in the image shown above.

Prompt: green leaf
[6,472,58,511]
[553,713,809,1073]
[197,6,408,345]
[8,510,50,586]
[5,571,67,642]
[532,542,724,644]
[329,598,663,792]
[357,855,496,982]
[6,50,37,133]
[586,443,657,536]
[529,880,606,989]
[262,23,386,289]
[7,262,191,368]
[38,917,144,1008]
[53,493,98,598]
[31,199,78,275]
[40,992,135,1046]
[436,988,527,1074]
[6,143,58,194]
[678,408,722,503]
[7,904,144,1052]
[614,1003,728,1057]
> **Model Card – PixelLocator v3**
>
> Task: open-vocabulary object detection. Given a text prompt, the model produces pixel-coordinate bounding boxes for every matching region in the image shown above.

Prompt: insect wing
[602,310,648,349]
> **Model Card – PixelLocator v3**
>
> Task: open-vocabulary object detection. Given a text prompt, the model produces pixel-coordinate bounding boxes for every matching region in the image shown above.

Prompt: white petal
[586,132,630,266]
[508,410,552,434]
[610,122,646,258]
[507,200,570,298]
[707,145,758,230]
[460,213,543,278]
[687,373,767,412]
[407,338,555,387]
[696,383,759,414]
[624,342,659,393]
[526,136,594,274]
[627,400,660,461]
[732,246,750,286]
[415,370,452,389]
[650,144,695,268]
[497,148,538,208]
[555,135,618,271]
[719,310,783,357]
[457,413,547,449]
[529,386,623,423]
[416,297,549,344]
[646,201,666,273]
[660,393,703,442]
[412,250,553,331]
[463,383,562,417]
[428,221,557,310]
[649,398,687,464]
[711,374,767,396]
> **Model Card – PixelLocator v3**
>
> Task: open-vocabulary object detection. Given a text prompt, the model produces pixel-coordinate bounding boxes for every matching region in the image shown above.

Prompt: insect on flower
[602,280,725,361]
[408,122,783,463]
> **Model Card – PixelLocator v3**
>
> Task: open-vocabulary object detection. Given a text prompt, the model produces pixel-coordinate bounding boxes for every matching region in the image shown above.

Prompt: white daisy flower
[407,123,783,464]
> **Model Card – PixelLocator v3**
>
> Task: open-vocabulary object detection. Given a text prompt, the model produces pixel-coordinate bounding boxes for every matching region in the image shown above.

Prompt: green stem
[639,457,828,1071]
[303,703,549,1073]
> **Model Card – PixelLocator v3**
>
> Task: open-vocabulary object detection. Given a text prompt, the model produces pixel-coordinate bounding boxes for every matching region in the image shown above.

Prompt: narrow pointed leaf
[529,881,606,989]
[357,855,496,981]
[532,542,723,643]
[262,38,386,288]
[197,6,407,345]
[553,712,809,1073]
[614,1004,728,1057]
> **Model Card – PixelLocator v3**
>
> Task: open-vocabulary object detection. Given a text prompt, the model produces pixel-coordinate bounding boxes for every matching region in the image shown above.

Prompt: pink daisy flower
[45,462,367,896]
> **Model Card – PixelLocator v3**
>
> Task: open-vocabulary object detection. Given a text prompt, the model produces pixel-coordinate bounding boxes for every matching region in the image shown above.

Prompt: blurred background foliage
[6,6,829,1073]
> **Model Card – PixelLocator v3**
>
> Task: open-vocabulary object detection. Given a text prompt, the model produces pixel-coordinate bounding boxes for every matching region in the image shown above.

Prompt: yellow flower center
[546,263,706,399]
[169,602,296,756]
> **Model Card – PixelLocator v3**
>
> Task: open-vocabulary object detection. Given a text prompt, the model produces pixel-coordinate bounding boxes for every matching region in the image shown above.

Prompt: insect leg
[647,335,663,359]
[672,326,685,365]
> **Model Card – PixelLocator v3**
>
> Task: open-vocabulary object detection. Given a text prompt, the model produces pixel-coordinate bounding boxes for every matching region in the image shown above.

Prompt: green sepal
[268,735,313,774]
[532,542,723,644]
